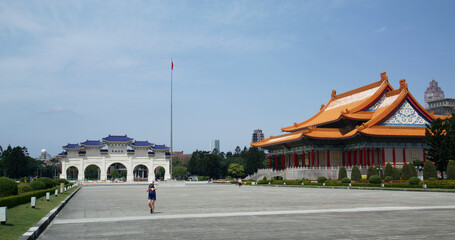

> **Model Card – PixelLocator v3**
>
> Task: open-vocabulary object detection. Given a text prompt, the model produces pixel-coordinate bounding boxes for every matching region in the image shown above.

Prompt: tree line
[173,146,266,179]
[0,145,61,179]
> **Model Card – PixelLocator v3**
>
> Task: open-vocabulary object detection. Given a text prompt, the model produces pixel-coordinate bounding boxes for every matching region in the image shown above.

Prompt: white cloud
[374,26,387,33]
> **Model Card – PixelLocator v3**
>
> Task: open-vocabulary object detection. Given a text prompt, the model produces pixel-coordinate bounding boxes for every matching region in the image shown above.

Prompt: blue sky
[1,0,454,157]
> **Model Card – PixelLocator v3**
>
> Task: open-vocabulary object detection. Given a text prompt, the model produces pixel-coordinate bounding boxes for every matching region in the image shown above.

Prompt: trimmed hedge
[0,177,18,197]
[37,177,56,189]
[54,178,70,185]
[341,178,351,183]
[351,166,361,181]
[30,180,45,190]
[409,177,421,185]
[338,167,347,180]
[369,175,381,184]
[18,185,33,194]
[257,180,269,184]
[384,176,393,182]
[317,177,327,183]
[0,187,57,208]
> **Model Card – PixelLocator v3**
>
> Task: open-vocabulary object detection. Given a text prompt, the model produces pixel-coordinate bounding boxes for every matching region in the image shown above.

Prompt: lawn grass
[0,186,79,240]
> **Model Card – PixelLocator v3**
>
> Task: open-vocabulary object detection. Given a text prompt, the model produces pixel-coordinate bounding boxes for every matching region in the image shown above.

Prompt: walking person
[146,181,157,214]
[238,178,242,187]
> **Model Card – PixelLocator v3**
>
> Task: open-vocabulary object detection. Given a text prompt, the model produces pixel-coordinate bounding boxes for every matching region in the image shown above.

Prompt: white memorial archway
[58,135,171,182]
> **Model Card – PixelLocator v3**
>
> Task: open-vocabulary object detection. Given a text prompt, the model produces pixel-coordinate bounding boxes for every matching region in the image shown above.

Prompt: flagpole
[170,59,173,179]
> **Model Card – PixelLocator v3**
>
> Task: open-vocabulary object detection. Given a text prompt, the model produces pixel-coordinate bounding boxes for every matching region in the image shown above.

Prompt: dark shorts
[148,194,156,200]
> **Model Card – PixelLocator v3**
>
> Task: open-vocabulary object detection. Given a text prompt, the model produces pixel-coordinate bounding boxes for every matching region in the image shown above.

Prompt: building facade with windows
[58,135,170,182]
[252,129,265,143]
[251,73,451,178]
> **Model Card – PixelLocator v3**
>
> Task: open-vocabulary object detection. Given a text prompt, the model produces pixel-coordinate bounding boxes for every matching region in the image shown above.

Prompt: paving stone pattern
[39,184,455,240]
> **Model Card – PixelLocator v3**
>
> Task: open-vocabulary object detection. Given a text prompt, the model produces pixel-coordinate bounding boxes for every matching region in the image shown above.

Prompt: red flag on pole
[171,61,174,70]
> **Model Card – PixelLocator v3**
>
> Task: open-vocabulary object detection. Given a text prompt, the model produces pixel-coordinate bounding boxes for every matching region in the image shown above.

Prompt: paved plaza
[38,184,455,239]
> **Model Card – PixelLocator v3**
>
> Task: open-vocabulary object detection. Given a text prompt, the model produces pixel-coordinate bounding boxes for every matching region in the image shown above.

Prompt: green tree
[384,163,393,178]
[392,167,401,180]
[110,169,120,180]
[85,165,100,180]
[338,167,347,180]
[423,160,438,180]
[351,166,361,181]
[245,147,265,175]
[228,163,245,178]
[425,115,455,178]
[173,166,188,180]
[446,160,455,180]
[1,146,29,178]
[401,163,414,180]
[367,166,377,179]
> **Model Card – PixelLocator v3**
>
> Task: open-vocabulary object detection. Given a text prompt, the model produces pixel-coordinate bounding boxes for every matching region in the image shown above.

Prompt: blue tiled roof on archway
[63,144,82,149]
[102,135,133,142]
[154,144,169,150]
[131,141,153,147]
[81,140,104,146]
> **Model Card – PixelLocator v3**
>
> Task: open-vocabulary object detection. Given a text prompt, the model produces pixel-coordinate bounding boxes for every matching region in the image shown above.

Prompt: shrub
[285,180,302,185]
[272,180,284,185]
[401,163,414,180]
[351,166,361,181]
[409,177,421,185]
[37,177,56,189]
[369,175,382,184]
[338,167,347,180]
[423,160,438,180]
[317,176,327,183]
[428,177,437,181]
[384,176,393,182]
[341,178,351,183]
[18,185,33,193]
[257,180,269,184]
[367,166,377,179]
[0,177,18,197]
[423,180,455,189]
[54,178,69,185]
[447,160,455,180]
[262,176,267,181]
[392,167,401,180]
[384,163,393,178]
[30,180,45,190]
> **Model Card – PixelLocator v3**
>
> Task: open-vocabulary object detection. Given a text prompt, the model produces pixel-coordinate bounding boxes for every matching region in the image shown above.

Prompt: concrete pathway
[39,184,455,239]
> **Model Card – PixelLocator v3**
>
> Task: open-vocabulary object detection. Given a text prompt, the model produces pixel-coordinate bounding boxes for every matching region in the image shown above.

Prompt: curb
[19,185,82,240]
[252,184,455,193]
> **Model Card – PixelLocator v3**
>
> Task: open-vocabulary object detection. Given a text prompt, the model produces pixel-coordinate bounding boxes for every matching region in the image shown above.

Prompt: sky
[1,0,454,158]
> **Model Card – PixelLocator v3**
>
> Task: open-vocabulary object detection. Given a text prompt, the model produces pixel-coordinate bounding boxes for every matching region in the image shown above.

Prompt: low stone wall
[246,167,369,181]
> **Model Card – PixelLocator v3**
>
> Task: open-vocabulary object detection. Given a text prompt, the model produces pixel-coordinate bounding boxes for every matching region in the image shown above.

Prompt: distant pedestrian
[238,179,242,187]
[146,181,157,213]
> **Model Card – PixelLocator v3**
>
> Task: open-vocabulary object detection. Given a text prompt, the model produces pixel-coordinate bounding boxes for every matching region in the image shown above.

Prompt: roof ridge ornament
[399,79,408,90]
[331,89,337,100]
[320,104,325,110]
[380,72,388,82]
[294,122,298,127]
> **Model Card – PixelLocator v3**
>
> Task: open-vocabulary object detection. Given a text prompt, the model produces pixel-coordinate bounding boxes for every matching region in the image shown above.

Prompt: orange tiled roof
[252,75,451,148]
[281,75,393,132]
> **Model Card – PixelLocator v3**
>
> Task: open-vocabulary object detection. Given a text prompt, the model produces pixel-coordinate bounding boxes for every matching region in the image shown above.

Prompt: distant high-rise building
[252,129,264,143]
[211,140,220,153]
[424,79,445,108]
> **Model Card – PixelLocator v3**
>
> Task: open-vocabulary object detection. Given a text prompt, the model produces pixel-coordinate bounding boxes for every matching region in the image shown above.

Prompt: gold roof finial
[380,72,388,82]
[399,79,408,90]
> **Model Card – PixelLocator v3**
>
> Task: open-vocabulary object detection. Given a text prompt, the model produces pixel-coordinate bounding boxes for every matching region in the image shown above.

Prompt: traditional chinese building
[58,135,170,182]
[251,73,450,179]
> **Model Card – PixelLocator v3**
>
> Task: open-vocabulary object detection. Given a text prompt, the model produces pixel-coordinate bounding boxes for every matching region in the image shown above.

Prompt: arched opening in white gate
[66,166,79,180]
[154,166,165,181]
[107,163,127,181]
[133,164,148,182]
[84,164,101,180]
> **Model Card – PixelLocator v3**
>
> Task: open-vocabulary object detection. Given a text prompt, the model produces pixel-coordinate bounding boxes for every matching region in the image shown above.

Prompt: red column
[282,153,285,169]
[302,151,305,167]
[342,150,345,166]
[423,149,426,164]
[294,152,297,167]
[317,151,320,167]
[275,155,278,170]
[311,149,315,167]
[371,148,375,166]
[269,155,271,169]
[327,149,330,167]
[353,149,357,166]
[402,148,406,164]
[393,148,396,167]
[382,147,385,167]
[359,149,363,167]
